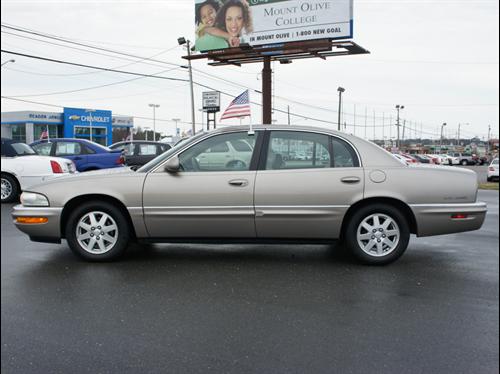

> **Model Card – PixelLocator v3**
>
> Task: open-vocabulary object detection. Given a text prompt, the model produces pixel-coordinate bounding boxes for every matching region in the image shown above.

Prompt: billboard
[63,108,113,145]
[195,0,353,52]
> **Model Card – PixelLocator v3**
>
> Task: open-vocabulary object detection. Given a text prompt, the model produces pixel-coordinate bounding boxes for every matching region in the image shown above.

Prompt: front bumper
[410,202,487,237]
[11,205,63,243]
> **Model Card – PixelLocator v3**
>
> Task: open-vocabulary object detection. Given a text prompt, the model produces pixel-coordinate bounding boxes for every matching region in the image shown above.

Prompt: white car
[440,154,460,165]
[487,158,499,182]
[1,138,77,203]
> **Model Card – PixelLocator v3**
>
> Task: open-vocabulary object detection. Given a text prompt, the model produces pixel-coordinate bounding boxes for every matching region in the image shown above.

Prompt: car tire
[1,174,19,203]
[461,160,468,166]
[344,204,410,265]
[65,201,130,261]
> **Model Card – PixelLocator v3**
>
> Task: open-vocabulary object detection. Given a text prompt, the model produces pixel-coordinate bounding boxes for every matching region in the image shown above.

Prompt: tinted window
[265,131,330,170]
[32,142,52,156]
[160,144,171,153]
[56,142,82,156]
[332,137,359,168]
[11,143,37,156]
[179,132,258,172]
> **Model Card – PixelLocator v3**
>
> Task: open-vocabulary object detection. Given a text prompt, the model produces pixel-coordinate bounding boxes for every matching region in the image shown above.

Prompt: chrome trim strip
[410,202,487,208]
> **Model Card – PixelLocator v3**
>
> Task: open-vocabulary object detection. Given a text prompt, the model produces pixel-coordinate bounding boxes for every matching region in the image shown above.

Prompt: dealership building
[1,108,134,146]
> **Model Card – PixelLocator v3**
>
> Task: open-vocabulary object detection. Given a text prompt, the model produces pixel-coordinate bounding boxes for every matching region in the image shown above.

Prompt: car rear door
[142,131,262,238]
[254,130,364,239]
[54,141,87,171]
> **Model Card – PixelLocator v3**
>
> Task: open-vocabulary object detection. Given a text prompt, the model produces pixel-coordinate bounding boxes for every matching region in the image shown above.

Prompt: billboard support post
[262,57,272,125]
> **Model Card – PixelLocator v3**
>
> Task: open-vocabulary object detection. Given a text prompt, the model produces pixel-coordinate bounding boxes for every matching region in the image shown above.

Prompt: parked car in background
[453,153,476,166]
[13,125,487,265]
[31,138,125,172]
[441,154,460,166]
[1,138,76,203]
[110,141,171,168]
[411,154,432,164]
[487,158,499,182]
[401,153,419,164]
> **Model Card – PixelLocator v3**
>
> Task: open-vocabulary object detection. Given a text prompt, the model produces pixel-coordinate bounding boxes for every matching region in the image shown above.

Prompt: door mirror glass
[164,156,181,173]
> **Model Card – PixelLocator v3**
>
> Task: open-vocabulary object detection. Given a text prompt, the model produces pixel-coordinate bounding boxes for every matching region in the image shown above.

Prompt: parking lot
[1,189,498,374]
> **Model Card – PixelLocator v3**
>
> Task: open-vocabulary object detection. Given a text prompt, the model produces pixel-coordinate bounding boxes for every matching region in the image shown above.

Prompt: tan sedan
[12,126,487,265]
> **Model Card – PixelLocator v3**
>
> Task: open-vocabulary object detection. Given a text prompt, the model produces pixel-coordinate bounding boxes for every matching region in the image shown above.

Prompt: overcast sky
[1,0,498,141]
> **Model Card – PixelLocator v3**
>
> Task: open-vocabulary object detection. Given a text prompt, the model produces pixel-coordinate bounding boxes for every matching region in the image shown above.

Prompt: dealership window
[74,126,107,146]
[11,124,26,143]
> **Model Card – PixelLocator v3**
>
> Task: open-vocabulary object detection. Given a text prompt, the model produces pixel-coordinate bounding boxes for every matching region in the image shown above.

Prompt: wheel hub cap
[76,211,118,254]
[357,213,400,257]
[1,179,13,200]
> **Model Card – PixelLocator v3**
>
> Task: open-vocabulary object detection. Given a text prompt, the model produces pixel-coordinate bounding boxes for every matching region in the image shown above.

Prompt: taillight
[116,155,125,165]
[489,167,495,171]
[50,160,63,173]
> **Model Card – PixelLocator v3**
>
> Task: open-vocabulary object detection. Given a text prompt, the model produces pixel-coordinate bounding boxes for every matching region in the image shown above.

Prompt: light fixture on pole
[172,118,181,137]
[337,87,345,131]
[440,123,447,147]
[85,109,96,143]
[395,105,404,149]
[178,37,196,137]
[1,59,15,67]
[148,104,160,141]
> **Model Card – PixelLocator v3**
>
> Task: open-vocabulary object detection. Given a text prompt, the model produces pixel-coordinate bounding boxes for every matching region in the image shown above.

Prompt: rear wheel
[461,160,468,166]
[65,201,130,261]
[344,204,410,265]
[1,174,19,203]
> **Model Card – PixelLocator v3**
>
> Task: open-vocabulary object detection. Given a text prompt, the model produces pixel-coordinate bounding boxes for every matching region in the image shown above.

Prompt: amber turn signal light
[16,217,48,224]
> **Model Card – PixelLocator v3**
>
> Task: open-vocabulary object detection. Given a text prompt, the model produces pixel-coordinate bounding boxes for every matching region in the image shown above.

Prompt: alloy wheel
[357,213,401,257]
[76,211,119,254]
[1,178,13,201]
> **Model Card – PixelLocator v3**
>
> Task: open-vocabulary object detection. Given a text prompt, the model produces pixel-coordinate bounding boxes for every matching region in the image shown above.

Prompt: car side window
[332,137,360,168]
[138,144,157,156]
[265,131,331,170]
[159,144,171,153]
[56,142,82,156]
[32,142,52,156]
[178,132,258,172]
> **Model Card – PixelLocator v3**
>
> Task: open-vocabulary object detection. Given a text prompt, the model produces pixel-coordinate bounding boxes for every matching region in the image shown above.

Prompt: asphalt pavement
[1,191,499,374]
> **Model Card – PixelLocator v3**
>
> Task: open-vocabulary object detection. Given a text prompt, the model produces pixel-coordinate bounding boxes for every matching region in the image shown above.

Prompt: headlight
[21,192,50,207]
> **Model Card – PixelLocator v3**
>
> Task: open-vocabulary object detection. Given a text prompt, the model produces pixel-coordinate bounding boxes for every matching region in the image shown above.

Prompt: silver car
[12,126,487,265]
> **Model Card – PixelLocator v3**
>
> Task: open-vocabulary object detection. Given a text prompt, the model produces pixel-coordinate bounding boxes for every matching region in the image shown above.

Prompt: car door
[54,141,88,171]
[142,131,262,238]
[254,130,364,239]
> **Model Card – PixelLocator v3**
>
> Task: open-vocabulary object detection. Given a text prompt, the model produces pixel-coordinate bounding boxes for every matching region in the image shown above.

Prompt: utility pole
[395,105,404,149]
[487,125,492,154]
[440,123,447,148]
[337,87,345,131]
[287,105,291,125]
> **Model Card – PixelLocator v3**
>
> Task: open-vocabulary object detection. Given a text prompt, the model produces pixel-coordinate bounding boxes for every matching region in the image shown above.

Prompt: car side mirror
[164,156,181,173]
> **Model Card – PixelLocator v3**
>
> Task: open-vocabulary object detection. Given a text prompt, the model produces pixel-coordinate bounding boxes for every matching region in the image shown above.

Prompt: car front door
[254,130,364,239]
[142,131,261,238]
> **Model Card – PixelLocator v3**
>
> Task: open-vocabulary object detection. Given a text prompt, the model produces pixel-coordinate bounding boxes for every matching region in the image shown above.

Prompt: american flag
[40,127,49,140]
[220,90,251,121]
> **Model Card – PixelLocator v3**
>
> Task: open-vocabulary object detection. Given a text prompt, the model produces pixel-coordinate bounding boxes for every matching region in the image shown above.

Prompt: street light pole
[395,105,404,149]
[178,37,196,136]
[148,104,160,141]
[487,125,492,154]
[458,123,469,146]
[337,87,345,131]
[1,59,15,67]
[440,123,447,147]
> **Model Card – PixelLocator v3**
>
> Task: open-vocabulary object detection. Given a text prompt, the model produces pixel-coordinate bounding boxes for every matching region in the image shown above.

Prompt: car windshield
[11,142,37,156]
[137,132,206,173]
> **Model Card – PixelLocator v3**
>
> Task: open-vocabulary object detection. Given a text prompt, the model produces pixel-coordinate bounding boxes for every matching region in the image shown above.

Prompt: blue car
[31,138,125,172]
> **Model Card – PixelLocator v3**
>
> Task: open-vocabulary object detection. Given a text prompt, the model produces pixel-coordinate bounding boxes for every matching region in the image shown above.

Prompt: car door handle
[341,177,361,184]
[228,179,249,187]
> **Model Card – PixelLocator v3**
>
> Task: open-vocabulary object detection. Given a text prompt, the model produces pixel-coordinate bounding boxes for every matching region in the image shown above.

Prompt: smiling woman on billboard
[195,0,254,51]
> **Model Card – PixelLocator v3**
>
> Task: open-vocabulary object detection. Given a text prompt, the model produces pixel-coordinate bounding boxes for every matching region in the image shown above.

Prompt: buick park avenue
[12,126,487,265]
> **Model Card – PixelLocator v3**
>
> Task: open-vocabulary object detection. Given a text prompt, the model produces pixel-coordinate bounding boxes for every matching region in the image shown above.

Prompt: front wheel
[461,160,468,166]
[344,204,410,265]
[1,174,19,203]
[65,201,130,261]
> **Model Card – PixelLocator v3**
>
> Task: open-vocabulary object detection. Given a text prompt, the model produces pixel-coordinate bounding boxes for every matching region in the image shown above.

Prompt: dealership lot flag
[40,127,49,141]
[220,90,251,121]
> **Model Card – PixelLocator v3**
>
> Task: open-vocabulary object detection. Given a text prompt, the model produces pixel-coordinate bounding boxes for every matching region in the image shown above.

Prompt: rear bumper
[11,205,63,243]
[410,202,487,237]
